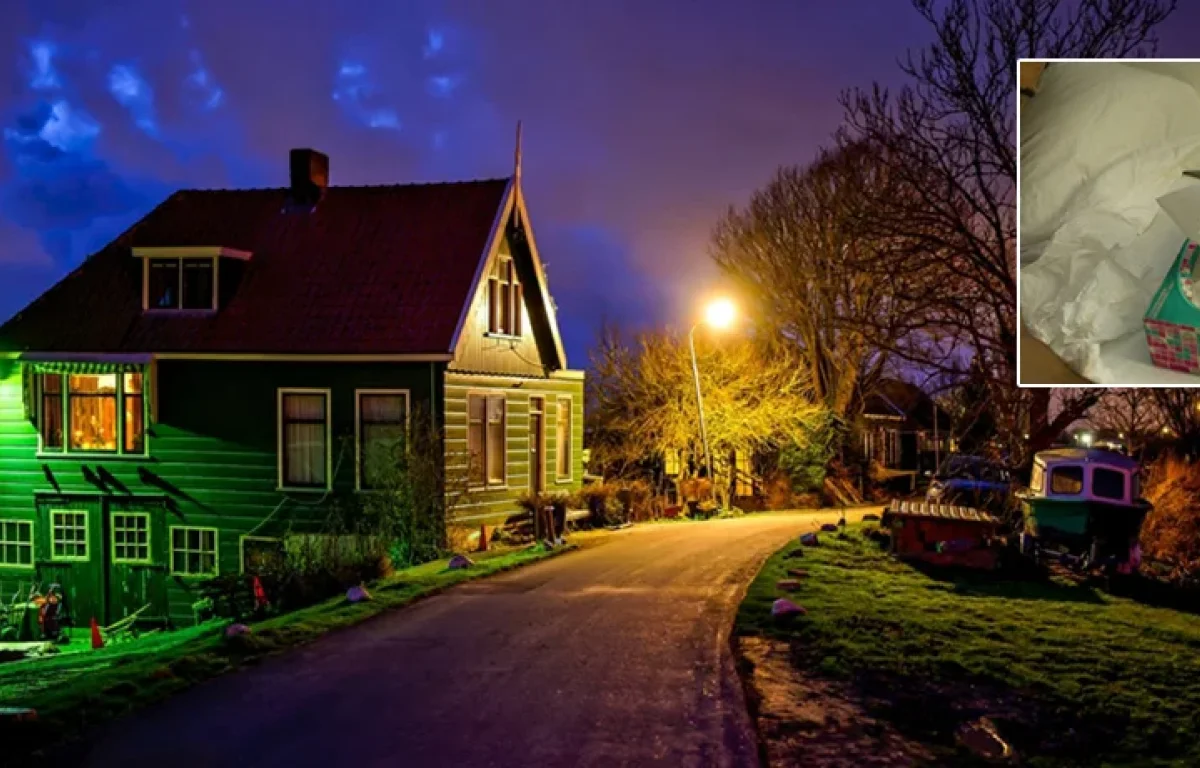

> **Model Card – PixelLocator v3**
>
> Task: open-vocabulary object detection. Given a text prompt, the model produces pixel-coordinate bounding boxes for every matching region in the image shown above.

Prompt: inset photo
[1020,58,1200,385]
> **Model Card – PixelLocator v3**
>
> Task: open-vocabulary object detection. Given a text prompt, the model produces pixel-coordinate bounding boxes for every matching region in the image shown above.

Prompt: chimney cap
[288,148,329,206]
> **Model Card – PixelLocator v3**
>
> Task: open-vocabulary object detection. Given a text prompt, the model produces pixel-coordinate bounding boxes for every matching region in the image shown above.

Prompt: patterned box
[1145,239,1200,375]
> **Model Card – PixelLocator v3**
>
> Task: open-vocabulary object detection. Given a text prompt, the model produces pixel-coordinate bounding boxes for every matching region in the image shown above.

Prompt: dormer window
[148,258,214,310]
[487,257,522,336]
[133,246,251,312]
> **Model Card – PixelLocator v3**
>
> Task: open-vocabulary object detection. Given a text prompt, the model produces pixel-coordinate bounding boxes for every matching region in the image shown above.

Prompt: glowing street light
[690,297,738,498]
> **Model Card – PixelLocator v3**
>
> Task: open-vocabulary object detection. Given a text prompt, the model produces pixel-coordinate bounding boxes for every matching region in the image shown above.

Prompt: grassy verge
[736,526,1200,766]
[4,543,572,759]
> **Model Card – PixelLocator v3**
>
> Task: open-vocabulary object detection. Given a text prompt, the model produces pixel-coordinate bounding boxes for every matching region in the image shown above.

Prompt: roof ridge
[173,177,513,194]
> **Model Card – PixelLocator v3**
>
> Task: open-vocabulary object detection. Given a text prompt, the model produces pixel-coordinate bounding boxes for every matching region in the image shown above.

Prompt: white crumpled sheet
[1021,174,1200,385]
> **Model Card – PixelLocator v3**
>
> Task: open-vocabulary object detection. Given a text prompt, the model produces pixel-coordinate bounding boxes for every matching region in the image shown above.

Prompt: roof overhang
[132,246,253,260]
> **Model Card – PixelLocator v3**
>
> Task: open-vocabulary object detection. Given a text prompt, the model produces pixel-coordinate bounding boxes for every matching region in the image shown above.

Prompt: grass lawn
[736,526,1200,767]
[1,543,571,760]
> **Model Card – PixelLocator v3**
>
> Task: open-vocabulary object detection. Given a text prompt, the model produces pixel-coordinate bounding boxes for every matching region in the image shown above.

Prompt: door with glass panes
[104,499,168,625]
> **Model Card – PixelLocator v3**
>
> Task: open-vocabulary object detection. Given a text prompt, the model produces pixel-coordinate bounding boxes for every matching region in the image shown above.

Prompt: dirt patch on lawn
[736,636,935,767]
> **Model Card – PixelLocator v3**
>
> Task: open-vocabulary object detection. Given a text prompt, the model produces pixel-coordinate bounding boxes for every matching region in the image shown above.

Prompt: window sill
[170,573,218,580]
[276,485,331,494]
[483,332,521,341]
[143,309,218,316]
[37,452,152,462]
[556,477,573,484]
[468,484,509,492]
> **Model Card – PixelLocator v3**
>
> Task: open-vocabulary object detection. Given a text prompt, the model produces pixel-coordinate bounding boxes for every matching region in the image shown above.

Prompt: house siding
[444,371,584,525]
[0,359,445,626]
[451,232,547,377]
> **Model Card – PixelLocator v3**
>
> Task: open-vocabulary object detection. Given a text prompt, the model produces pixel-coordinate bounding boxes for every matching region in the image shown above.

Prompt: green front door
[104,500,169,625]
[36,498,105,629]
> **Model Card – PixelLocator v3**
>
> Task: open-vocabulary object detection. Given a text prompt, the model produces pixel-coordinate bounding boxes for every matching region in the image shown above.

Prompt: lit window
[467,394,506,487]
[69,374,118,452]
[124,373,145,453]
[146,257,214,310]
[357,391,409,490]
[556,397,572,480]
[37,372,145,455]
[0,521,33,567]
[112,513,150,563]
[40,375,63,449]
[171,527,217,576]
[487,258,522,336]
[1050,466,1084,495]
[51,510,88,561]
[279,391,329,489]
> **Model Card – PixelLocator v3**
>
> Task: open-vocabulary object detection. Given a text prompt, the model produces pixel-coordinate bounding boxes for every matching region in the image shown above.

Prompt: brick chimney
[289,148,328,204]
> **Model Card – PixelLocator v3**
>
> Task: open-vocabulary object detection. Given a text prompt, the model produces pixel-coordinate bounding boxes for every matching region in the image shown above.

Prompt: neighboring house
[0,148,584,628]
[859,379,953,475]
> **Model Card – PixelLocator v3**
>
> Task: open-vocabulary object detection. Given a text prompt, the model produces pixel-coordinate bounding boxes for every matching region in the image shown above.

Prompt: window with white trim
[279,390,329,489]
[0,521,33,567]
[556,397,572,480]
[146,257,215,311]
[487,257,522,336]
[36,372,146,455]
[468,394,506,487]
[51,510,88,561]
[171,527,218,576]
[357,390,409,490]
[112,512,151,563]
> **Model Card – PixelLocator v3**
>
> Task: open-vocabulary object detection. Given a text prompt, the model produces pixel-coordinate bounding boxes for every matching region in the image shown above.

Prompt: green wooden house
[0,149,584,628]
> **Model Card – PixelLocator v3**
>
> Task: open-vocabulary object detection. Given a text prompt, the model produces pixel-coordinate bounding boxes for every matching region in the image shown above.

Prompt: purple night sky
[1,1,1197,366]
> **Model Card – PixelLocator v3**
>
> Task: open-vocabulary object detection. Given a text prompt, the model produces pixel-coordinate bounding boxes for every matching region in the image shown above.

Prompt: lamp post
[689,298,737,499]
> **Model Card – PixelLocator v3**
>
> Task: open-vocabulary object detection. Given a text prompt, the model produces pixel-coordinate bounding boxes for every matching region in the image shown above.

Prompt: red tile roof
[0,179,512,355]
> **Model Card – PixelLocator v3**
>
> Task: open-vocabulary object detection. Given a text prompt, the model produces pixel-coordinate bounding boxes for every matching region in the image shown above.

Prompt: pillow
[1123,61,1200,94]
[1020,62,1200,244]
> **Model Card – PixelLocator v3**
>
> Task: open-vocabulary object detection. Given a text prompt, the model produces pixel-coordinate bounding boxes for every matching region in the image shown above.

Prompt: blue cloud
[427,74,459,98]
[27,41,60,91]
[108,64,158,135]
[423,29,444,59]
[332,59,401,131]
[186,51,224,111]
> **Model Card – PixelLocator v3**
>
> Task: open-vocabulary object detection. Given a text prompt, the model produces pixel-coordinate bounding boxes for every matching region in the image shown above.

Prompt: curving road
[77,511,860,768]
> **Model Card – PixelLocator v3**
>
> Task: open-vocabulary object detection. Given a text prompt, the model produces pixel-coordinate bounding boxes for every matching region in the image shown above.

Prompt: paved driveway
[77,510,863,767]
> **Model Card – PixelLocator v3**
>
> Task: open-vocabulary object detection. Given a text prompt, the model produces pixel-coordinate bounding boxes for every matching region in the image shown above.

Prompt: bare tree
[1088,389,1164,456]
[1152,390,1200,457]
[836,0,1174,454]
[710,142,901,417]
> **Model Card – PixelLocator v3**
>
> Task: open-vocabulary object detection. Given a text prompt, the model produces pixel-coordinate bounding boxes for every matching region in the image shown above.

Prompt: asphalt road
[77,511,857,768]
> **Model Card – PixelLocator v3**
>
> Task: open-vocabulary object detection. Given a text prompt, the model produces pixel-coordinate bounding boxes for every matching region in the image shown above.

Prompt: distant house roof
[0,178,513,356]
[862,378,949,431]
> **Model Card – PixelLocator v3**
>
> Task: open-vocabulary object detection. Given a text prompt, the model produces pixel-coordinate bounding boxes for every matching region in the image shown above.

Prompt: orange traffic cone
[477,524,489,553]
[89,617,104,649]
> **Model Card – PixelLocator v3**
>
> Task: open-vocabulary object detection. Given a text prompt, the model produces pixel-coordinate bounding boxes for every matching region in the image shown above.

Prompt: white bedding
[1020,61,1200,385]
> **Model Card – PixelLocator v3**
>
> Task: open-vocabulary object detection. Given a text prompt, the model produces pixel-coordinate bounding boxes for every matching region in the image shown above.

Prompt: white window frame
[486,256,522,338]
[277,388,333,492]
[49,509,89,562]
[354,389,411,491]
[0,521,34,569]
[111,511,153,565]
[239,534,284,575]
[555,395,573,482]
[169,525,220,577]
[467,392,507,489]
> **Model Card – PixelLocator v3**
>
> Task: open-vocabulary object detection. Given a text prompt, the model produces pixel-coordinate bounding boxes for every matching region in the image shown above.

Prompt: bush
[779,416,839,493]
[575,482,625,526]
[1141,455,1200,585]
[516,491,572,540]
[613,479,656,521]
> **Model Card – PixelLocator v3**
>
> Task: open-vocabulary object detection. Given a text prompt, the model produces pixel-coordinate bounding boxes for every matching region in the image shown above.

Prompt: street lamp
[689,297,737,498]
